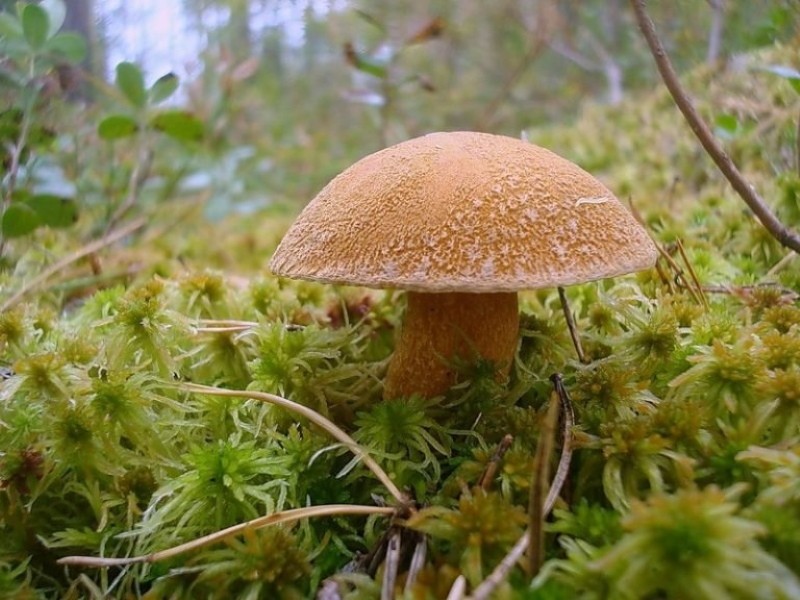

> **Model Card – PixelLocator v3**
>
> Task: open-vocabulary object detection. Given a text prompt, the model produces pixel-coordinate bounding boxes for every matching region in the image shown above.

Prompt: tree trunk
[63,0,103,100]
[706,0,725,64]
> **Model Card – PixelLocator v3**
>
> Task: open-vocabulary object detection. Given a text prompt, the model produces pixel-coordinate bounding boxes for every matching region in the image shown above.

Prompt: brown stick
[630,0,800,254]
[0,218,146,312]
[477,434,514,491]
[558,287,588,364]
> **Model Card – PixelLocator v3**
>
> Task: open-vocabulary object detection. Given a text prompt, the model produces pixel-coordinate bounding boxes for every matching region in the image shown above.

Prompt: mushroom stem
[384,291,519,399]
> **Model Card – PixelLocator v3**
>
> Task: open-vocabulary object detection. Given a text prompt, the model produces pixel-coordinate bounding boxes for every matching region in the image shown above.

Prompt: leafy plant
[0,0,85,250]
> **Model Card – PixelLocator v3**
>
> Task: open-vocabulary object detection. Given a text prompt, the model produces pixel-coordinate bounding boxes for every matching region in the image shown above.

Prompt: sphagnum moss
[3,41,800,599]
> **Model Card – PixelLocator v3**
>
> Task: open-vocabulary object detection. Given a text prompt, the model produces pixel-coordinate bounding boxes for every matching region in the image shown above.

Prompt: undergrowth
[1,36,800,600]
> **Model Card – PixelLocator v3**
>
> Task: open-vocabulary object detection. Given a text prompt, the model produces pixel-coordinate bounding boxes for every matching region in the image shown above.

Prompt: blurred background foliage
[1,0,797,229]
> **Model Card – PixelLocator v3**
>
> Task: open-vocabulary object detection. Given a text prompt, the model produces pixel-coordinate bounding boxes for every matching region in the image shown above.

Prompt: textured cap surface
[270,131,657,292]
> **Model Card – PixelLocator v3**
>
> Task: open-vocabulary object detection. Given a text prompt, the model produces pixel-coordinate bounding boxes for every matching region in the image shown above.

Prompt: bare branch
[630,0,800,254]
[557,287,588,364]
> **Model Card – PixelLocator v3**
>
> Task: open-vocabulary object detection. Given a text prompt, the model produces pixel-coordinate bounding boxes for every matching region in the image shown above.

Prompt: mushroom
[270,131,657,399]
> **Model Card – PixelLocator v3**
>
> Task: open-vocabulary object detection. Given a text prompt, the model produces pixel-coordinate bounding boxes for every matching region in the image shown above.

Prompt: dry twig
[630,0,800,254]
[477,434,514,491]
[1,218,146,312]
[558,287,588,363]
[59,504,394,567]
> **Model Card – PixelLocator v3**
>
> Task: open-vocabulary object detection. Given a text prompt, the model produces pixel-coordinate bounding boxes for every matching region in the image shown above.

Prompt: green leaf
[115,62,147,108]
[149,73,179,104]
[343,43,388,79]
[98,114,139,140]
[758,65,800,95]
[0,13,23,39]
[714,114,739,137]
[46,32,87,63]
[27,194,78,228]
[40,0,66,37]
[2,203,41,237]
[21,4,50,50]
[150,110,204,142]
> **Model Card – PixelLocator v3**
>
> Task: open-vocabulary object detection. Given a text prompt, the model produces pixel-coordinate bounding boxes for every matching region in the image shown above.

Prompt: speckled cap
[270,131,658,292]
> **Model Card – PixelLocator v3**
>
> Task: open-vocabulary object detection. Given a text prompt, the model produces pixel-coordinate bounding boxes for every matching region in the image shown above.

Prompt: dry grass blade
[558,287,588,364]
[381,530,402,600]
[193,325,254,333]
[195,318,259,327]
[1,218,146,312]
[478,434,514,491]
[527,391,561,576]
[446,575,467,600]
[675,238,708,307]
[178,382,405,503]
[657,240,703,304]
[404,535,427,593]
[58,504,394,567]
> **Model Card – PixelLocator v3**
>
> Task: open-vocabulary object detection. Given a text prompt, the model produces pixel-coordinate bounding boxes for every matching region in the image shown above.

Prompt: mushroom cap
[270,131,658,293]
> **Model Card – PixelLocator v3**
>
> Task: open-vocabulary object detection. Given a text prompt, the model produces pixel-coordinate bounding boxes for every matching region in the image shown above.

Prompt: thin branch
[178,382,405,503]
[630,0,800,254]
[557,287,588,364]
[549,39,598,71]
[0,218,146,312]
[58,504,394,568]
[675,239,708,308]
[477,434,514,491]
[104,145,154,235]
[475,4,553,130]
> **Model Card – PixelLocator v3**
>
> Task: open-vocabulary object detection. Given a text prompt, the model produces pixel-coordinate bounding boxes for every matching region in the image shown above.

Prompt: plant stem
[630,0,800,254]
[558,287,587,364]
[58,504,395,567]
[0,84,39,258]
[105,138,154,235]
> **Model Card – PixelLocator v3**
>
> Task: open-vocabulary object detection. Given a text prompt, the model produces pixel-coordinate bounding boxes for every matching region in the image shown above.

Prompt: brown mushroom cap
[270,131,657,291]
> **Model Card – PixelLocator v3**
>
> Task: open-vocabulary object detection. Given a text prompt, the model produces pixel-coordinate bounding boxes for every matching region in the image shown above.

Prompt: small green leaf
[0,13,23,39]
[343,42,388,79]
[27,194,78,228]
[46,32,87,63]
[98,114,139,140]
[150,110,204,142]
[149,73,179,104]
[714,114,739,136]
[40,0,66,37]
[21,4,50,50]
[758,65,800,95]
[115,62,147,108]
[2,203,41,237]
